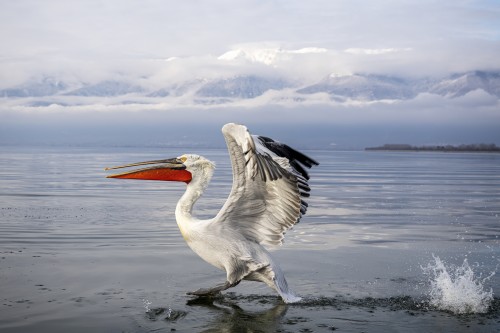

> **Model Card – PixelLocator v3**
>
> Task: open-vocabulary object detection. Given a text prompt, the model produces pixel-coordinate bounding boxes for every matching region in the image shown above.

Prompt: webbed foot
[187,280,240,297]
[187,287,222,297]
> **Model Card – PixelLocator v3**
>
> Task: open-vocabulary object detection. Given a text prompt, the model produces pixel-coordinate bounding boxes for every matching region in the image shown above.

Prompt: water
[1,146,499,332]
[423,255,494,314]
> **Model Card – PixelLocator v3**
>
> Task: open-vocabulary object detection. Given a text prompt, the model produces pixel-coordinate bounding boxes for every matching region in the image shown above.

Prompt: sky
[2,0,500,81]
[1,0,500,148]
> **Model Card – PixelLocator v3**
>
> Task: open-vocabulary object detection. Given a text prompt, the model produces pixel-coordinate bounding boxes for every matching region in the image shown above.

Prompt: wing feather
[215,123,318,247]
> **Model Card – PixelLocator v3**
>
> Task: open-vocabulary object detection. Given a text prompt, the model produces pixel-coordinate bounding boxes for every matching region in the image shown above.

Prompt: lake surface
[1,146,499,332]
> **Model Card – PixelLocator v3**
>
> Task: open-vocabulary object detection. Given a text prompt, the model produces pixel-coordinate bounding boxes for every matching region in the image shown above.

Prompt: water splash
[422,255,494,314]
[142,298,187,322]
[142,299,152,313]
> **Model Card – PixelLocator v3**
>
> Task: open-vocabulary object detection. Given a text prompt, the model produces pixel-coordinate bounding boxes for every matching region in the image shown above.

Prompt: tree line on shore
[365,143,500,152]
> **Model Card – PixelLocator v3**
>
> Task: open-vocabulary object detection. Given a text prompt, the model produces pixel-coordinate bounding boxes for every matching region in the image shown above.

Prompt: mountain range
[2,69,499,108]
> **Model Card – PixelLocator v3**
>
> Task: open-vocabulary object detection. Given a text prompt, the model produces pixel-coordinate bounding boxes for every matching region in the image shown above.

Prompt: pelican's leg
[187,280,240,296]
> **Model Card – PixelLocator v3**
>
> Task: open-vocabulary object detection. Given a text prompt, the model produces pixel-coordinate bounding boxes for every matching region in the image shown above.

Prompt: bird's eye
[180,156,188,163]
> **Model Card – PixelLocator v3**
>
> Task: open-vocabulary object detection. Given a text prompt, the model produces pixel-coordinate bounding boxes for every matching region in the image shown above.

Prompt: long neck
[175,167,213,222]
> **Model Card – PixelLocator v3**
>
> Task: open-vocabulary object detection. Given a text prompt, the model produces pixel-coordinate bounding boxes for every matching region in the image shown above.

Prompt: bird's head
[105,154,214,184]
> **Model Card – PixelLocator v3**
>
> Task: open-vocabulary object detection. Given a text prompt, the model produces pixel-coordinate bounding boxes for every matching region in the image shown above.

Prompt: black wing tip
[257,136,319,173]
[256,134,317,219]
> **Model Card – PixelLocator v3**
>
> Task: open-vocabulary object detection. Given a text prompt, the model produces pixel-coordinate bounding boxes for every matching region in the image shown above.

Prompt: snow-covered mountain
[0,77,69,97]
[196,75,289,99]
[2,44,500,109]
[1,70,499,108]
[64,80,144,97]
[428,71,500,98]
[218,47,328,65]
[297,74,417,101]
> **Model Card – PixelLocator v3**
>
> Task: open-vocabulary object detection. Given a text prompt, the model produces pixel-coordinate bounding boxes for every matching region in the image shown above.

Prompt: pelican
[105,123,318,303]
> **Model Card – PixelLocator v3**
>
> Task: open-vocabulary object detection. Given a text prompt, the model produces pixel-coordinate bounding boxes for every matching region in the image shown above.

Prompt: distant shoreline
[365,144,500,153]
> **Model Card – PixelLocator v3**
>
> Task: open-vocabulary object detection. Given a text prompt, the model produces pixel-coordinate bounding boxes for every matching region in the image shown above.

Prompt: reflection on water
[0,146,499,332]
[139,293,500,333]
[185,296,288,333]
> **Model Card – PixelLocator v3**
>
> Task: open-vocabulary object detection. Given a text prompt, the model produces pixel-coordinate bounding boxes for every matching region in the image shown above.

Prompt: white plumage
[106,123,318,303]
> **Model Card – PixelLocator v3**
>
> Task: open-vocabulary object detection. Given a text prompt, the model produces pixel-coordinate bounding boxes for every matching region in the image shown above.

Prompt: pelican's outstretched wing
[215,123,318,247]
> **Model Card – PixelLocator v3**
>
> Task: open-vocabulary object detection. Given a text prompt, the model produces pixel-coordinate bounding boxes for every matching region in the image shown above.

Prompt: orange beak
[105,158,192,183]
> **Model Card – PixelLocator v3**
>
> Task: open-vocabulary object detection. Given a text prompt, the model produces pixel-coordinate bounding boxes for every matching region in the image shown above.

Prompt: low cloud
[2,1,500,85]
[344,48,412,55]
[1,1,499,147]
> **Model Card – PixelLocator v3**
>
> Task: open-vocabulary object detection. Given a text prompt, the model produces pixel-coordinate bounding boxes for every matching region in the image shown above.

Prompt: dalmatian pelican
[105,123,318,303]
